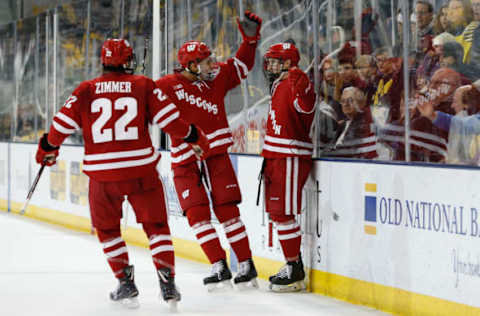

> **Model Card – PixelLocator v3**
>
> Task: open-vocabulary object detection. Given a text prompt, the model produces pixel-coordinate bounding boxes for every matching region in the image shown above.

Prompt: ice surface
[0,212,387,316]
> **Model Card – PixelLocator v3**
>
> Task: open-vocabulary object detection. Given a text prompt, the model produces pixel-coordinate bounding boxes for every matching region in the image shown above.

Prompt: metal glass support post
[45,13,50,129]
[120,0,125,38]
[34,16,39,141]
[327,0,333,53]
[187,0,192,39]
[402,0,411,162]
[53,8,57,114]
[84,0,91,78]
[151,0,161,148]
[312,0,320,158]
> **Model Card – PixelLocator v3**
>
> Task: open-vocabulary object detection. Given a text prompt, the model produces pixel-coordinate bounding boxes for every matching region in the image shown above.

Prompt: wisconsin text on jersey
[269,109,282,135]
[95,81,132,94]
[174,88,219,115]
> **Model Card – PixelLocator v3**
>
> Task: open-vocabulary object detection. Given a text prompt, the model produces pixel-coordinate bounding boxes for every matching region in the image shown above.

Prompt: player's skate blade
[167,299,178,312]
[117,297,140,309]
[206,279,233,292]
[203,259,232,292]
[235,278,259,290]
[269,280,306,293]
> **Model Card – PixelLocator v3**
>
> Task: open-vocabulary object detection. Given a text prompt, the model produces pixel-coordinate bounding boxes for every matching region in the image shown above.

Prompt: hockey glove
[183,124,210,159]
[237,10,262,43]
[288,67,312,97]
[35,133,60,166]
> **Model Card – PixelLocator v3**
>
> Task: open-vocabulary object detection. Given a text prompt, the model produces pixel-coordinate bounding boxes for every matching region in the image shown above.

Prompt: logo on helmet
[101,38,136,73]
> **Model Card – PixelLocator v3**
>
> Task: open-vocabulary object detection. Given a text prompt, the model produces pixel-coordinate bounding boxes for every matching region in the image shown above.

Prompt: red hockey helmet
[264,42,300,67]
[101,38,134,68]
[178,41,212,68]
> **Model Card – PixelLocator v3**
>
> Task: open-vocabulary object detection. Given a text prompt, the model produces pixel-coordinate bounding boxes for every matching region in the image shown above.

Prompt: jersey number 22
[91,97,138,143]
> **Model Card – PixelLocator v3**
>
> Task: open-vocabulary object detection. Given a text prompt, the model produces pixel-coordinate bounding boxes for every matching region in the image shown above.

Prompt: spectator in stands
[372,47,403,125]
[355,54,378,106]
[410,67,462,162]
[446,0,473,36]
[417,80,480,165]
[450,85,469,117]
[456,0,480,65]
[379,93,420,161]
[433,5,449,35]
[440,41,480,82]
[319,57,338,104]
[418,32,457,81]
[415,1,435,39]
[323,86,377,159]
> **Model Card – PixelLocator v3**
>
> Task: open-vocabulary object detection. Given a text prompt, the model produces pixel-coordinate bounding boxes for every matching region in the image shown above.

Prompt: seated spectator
[322,87,377,159]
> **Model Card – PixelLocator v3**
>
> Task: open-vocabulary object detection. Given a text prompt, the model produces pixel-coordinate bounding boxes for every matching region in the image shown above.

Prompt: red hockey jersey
[155,40,257,168]
[261,77,316,158]
[47,72,191,181]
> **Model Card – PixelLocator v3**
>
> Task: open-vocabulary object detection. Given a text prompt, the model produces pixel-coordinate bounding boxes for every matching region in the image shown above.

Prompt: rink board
[1,142,479,315]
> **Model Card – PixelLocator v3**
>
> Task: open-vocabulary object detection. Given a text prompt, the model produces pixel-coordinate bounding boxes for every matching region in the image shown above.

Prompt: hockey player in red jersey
[261,42,316,292]
[35,38,209,309]
[155,11,262,291]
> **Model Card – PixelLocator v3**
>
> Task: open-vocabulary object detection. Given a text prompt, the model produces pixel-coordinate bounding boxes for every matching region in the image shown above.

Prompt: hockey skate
[203,259,233,292]
[269,257,306,293]
[233,258,259,290]
[110,265,139,309]
[158,267,181,312]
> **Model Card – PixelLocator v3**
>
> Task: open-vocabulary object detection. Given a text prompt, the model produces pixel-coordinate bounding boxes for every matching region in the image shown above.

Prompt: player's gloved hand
[35,133,60,166]
[237,10,262,43]
[183,124,210,160]
[288,67,312,96]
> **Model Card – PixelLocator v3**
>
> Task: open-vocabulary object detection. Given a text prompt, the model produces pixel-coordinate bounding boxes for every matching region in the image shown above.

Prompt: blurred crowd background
[2,0,480,166]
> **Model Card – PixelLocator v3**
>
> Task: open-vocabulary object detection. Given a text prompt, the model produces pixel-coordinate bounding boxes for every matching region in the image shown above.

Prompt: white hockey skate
[110,265,140,309]
[203,259,233,292]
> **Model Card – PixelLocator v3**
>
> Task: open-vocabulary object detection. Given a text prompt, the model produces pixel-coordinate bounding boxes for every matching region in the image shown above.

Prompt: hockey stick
[20,163,46,215]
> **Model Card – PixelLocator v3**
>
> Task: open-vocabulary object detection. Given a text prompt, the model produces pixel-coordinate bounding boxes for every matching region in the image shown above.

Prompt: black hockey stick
[20,163,46,215]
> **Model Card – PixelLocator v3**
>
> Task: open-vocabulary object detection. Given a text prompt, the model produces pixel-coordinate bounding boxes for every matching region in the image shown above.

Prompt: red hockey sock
[187,206,226,264]
[191,221,226,264]
[276,221,302,262]
[96,227,129,279]
[222,217,252,262]
[215,204,252,262]
[143,223,175,276]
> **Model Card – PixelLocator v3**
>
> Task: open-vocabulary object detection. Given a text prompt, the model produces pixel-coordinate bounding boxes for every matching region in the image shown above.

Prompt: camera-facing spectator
[372,47,404,125]
[415,1,435,39]
[433,5,449,35]
[446,0,473,36]
[323,87,377,159]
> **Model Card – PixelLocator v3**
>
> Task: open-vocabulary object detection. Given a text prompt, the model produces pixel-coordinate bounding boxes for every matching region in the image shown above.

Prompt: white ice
[0,212,387,316]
